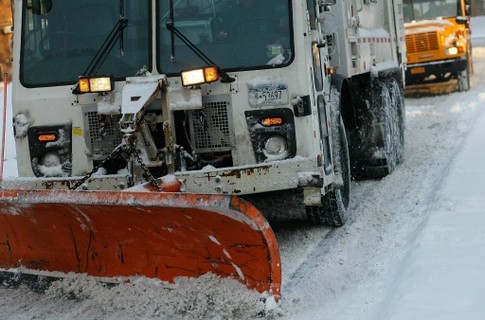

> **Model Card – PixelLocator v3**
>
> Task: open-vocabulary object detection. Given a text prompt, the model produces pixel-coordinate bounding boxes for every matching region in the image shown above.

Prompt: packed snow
[2,15,485,320]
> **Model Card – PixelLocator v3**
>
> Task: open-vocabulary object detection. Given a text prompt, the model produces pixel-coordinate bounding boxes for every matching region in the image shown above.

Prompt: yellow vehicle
[404,0,472,91]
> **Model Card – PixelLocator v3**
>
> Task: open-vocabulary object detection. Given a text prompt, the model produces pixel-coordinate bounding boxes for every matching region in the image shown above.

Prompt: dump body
[403,0,472,89]
[328,0,406,79]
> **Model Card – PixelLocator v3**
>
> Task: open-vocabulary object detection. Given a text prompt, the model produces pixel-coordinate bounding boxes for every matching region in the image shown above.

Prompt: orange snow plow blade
[0,189,281,298]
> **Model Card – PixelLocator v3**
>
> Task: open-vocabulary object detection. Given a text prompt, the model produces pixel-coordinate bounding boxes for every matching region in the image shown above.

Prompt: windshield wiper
[72,15,129,94]
[165,0,235,83]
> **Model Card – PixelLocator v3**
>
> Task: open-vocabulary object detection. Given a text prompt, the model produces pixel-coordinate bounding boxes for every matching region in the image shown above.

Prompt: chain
[132,148,162,192]
[69,144,125,190]
[70,137,162,192]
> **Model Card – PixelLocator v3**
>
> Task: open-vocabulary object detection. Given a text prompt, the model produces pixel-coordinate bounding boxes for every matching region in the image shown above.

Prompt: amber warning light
[37,133,57,142]
[262,117,285,127]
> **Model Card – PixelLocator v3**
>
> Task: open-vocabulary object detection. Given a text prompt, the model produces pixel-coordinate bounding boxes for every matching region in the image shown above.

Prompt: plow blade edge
[0,189,281,297]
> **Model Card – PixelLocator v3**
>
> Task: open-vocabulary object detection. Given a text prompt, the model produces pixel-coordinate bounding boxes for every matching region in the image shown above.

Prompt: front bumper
[406,58,468,85]
[2,158,322,196]
[175,157,321,195]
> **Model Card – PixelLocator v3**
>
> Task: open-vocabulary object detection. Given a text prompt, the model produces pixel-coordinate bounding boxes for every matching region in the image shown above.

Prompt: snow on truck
[0,0,405,299]
[404,0,472,91]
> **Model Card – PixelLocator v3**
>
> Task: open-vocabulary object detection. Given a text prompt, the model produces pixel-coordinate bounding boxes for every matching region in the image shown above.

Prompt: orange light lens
[37,134,57,142]
[204,67,219,83]
[78,78,90,93]
[77,77,113,93]
[262,117,284,127]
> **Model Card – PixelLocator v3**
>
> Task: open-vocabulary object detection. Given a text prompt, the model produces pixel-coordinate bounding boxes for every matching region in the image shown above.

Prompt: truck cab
[10,0,406,227]
[403,0,472,91]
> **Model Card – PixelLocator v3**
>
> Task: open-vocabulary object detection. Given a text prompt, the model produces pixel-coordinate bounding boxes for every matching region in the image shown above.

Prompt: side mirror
[318,0,337,6]
[318,11,339,35]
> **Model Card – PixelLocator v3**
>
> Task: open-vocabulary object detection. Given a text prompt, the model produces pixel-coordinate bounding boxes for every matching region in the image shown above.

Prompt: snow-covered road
[2,16,485,320]
[277,20,485,319]
[279,48,485,319]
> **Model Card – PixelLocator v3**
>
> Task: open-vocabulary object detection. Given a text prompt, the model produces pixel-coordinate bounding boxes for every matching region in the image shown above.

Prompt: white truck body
[8,0,406,225]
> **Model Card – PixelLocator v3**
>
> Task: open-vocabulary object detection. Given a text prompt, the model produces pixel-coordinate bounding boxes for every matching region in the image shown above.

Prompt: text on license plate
[248,85,289,107]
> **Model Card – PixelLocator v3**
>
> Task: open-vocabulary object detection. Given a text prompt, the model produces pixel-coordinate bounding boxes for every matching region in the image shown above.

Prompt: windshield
[20,0,151,87]
[20,0,293,88]
[403,0,462,22]
[157,0,293,75]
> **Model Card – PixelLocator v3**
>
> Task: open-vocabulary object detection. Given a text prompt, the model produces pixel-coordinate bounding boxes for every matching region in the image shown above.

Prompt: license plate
[410,67,425,74]
[248,85,288,107]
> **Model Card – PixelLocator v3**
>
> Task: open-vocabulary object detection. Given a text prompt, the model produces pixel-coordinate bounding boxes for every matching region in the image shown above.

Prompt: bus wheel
[457,64,470,92]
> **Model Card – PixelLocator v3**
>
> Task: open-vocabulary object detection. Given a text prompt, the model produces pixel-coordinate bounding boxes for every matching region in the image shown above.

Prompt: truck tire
[467,41,474,76]
[389,79,405,165]
[306,115,351,227]
[364,82,399,178]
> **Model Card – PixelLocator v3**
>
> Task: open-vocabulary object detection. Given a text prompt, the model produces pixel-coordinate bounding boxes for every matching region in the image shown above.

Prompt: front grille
[189,98,233,153]
[85,112,122,160]
[406,32,439,53]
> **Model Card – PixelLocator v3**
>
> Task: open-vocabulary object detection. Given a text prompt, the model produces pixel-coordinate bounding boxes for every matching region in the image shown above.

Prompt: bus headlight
[446,47,459,55]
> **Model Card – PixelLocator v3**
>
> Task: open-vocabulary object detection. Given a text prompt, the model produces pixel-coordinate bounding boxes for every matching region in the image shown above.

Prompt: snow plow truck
[0,0,405,299]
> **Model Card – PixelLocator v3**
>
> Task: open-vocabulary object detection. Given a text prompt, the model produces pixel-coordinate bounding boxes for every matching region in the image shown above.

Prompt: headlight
[41,152,61,167]
[263,136,288,158]
[181,66,219,87]
[446,47,459,55]
[77,76,114,94]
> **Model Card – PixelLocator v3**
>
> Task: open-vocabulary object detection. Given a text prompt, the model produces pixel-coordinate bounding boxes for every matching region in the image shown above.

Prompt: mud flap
[0,190,281,298]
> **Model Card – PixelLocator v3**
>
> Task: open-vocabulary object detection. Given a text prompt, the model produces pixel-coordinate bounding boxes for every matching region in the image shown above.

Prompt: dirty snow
[1,274,265,320]
[1,15,485,320]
